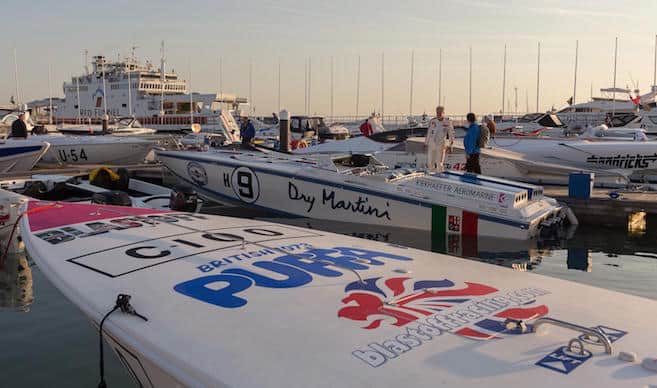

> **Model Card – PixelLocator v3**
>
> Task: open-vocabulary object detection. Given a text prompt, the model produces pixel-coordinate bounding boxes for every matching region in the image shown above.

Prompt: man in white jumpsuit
[425,106,455,172]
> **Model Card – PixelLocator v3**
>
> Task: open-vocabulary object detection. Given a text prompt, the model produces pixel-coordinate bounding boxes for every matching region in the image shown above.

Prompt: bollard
[279,109,290,153]
[102,113,109,133]
[0,194,27,260]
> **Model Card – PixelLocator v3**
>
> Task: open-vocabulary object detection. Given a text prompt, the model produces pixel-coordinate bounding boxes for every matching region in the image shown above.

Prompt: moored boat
[157,150,573,240]
[0,140,50,173]
[7,198,657,387]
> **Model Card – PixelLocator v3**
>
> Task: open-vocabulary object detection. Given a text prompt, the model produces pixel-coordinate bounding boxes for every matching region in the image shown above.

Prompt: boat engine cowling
[91,191,132,207]
[170,185,198,213]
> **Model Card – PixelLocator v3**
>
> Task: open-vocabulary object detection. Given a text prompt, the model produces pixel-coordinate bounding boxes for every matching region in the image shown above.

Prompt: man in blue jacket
[239,111,256,148]
[463,112,481,174]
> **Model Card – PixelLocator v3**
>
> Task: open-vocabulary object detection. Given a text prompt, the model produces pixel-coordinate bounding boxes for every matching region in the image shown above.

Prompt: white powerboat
[8,197,657,387]
[57,117,157,136]
[6,135,156,166]
[157,150,573,240]
[0,140,50,173]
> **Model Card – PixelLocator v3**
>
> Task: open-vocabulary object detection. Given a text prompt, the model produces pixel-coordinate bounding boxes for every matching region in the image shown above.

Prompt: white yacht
[54,50,241,140]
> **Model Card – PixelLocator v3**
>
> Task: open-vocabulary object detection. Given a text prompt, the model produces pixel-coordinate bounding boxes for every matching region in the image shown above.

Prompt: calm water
[2,206,657,387]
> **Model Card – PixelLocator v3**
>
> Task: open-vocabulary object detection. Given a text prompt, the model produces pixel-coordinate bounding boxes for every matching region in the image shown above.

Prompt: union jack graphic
[338,277,548,340]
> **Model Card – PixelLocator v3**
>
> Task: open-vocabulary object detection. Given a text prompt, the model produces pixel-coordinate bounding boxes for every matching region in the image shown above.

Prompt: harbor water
[2,205,657,387]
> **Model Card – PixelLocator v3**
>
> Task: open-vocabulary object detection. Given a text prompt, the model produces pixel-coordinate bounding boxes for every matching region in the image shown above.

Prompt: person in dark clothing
[10,112,29,139]
[463,112,482,174]
[239,112,256,148]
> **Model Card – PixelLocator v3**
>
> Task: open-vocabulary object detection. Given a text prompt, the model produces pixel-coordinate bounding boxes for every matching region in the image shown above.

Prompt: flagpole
[409,50,415,117]
[468,46,473,112]
[502,44,507,114]
[355,55,361,117]
[381,52,385,123]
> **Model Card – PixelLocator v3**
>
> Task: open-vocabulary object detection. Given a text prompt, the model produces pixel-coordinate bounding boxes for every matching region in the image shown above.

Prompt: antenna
[355,55,361,117]
[218,56,223,100]
[84,49,89,75]
[130,45,138,60]
[573,40,579,105]
[409,49,415,117]
[502,44,507,114]
[536,41,541,112]
[76,77,81,124]
[304,58,308,115]
[514,86,518,115]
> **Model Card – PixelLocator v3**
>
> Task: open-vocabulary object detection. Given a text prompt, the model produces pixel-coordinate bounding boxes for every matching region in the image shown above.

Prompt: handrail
[532,317,612,354]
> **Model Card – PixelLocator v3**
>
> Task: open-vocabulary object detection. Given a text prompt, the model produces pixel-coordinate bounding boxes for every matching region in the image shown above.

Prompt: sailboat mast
[381,53,385,122]
[409,50,415,117]
[277,58,281,113]
[653,34,656,88]
[101,59,108,117]
[308,57,312,115]
[249,58,253,114]
[438,48,442,106]
[468,46,473,112]
[330,56,334,118]
[189,60,193,128]
[355,55,361,117]
[612,37,618,117]
[573,40,579,105]
[502,44,507,114]
[127,58,132,117]
[536,41,541,112]
[48,63,53,125]
[13,48,20,107]
[160,41,166,125]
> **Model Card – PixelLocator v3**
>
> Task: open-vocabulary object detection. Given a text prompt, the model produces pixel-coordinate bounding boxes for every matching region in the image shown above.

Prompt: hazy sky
[1,0,656,116]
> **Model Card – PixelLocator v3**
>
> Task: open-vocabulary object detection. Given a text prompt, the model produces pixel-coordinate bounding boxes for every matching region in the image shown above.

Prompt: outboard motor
[91,191,132,207]
[170,185,199,212]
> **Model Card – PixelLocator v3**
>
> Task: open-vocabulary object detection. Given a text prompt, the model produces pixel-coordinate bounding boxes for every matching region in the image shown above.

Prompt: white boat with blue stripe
[157,150,574,241]
[0,140,50,173]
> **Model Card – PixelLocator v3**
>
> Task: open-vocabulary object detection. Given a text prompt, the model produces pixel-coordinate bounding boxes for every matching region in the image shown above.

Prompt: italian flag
[431,205,479,256]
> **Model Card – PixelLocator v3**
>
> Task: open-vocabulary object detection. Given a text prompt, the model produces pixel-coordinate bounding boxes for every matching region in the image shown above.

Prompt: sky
[1,0,656,116]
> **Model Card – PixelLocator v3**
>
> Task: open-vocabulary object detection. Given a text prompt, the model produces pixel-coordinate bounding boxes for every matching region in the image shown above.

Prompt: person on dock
[359,118,373,136]
[9,112,29,139]
[424,105,454,172]
[464,112,482,174]
[239,111,255,148]
[483,115,496,138]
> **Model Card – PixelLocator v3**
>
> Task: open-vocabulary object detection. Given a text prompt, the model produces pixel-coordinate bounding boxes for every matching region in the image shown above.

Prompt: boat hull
[0,141,49,173]
[35,136,154,166]
[157,151,559,240]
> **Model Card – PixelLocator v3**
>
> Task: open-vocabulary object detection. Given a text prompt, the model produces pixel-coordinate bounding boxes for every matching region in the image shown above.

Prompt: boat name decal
[586,153,657,169]
[35,213,209,245]
[342,277,550,367]
[195,243,313,273]
[288,182,391,220]
[173,247,412,309]
[413,178,510,208]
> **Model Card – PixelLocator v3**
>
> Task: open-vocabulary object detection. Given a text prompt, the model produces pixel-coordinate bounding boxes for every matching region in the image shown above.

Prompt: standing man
[10,112,29,139]
[239,111,255,148]
[424,105,454,172]
[463,113,481,174]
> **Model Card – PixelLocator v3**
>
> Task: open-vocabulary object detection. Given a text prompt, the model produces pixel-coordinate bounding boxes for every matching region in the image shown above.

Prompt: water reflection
[0,253,34,312]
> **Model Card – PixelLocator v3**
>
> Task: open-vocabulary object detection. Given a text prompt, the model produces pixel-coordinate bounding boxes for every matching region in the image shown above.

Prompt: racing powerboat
[157,150,574,240]
[0,140,50,173]
[56,117,157,136]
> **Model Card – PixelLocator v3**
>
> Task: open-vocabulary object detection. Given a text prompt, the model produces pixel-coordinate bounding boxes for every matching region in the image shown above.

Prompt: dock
[544,186,657,230]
